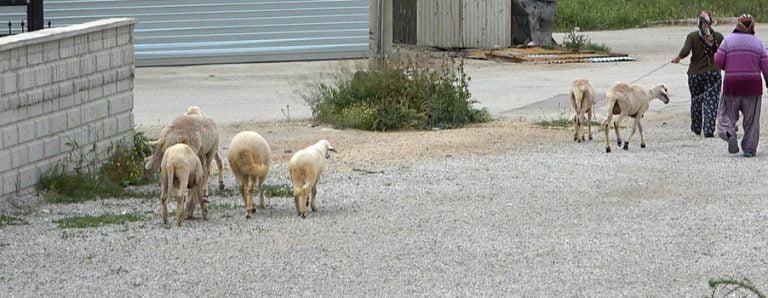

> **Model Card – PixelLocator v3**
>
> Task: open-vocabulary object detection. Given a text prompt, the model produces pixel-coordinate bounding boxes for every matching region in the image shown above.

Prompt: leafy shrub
[563,29,611,52]
[303,58,491,131]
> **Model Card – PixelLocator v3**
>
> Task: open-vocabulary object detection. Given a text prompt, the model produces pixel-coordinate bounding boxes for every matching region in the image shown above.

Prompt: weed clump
[38,133,156,203]
[562,28,611,52]
[56,213,144,229]
[303,57,491,131]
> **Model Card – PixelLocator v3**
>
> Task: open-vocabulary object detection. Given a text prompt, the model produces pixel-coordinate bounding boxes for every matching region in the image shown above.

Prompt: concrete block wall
[0,18,136,199]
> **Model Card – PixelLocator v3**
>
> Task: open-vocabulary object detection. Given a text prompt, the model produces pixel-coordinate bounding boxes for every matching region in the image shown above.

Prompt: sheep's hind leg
[587,107,594,140]
[624,118,639,150]
[161,184,169,225]
[257,176,266,209]
[639,119,646,148]
[604,123,612,153]
[310,185,318,212]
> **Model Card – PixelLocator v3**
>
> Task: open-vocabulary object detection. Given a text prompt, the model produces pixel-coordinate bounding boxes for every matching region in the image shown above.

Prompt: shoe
[704,132,714,138]
[743,152,755,158]
[727,133,739,154]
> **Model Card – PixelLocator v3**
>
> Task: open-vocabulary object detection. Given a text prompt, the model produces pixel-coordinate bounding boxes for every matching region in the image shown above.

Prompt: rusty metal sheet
[465,47,635,64]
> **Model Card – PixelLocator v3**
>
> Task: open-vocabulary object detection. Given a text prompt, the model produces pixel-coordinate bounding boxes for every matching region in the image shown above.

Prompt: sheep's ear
[144,159,153,170]
[328,146,337,153]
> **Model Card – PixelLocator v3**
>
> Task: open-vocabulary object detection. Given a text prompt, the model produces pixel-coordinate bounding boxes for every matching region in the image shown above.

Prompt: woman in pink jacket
[715,14,768,157]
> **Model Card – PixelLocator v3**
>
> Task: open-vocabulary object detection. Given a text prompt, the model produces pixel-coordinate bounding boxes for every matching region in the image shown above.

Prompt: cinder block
[59,81,74,98]
[18,165,38,189]
[103,82,117,96]
[89,86,105,101]
[88,31,104,51]
[73,34,89,56]
[59,94,74,109]
[74,77,89,93]
[0,104,20,126]
[123,47,135,64]
[42,98,58,114]
[109,94,133,115]
[116,25,131,45]
[1,72,17,95]
[28,140,44,163]
[44,85,60,100]
[36,160,53,179]
[17,121,35,144]
[43,136,60,158]
[18,69,35,91]
[116,79,132,92]
[103,28,117,49]
[104,116,118,136]
[3,171,19,195]
[73,90,88,105]
[92,99,109,120]
[11,145,29,169]
[3,125,18,148]
[59,37,75,58]
[0,129,3,148]
[87,122,105,143]
[43,41,59,62]
[35,65,53,86]
[103,69,117,84]
[50,111,67,134]
[96,51,110,71]
[0,149,11,172]
[35,118,51,138]
[27,89,44,105]
[10,47,27,70]
[52,61,67,83]
[27,43,44,66]
[0,50,9,73]
[66,108,82,129]
[25,103,43,119]
[0,174,4,196]
[116,112,133,133]
[89,73,104,89]
[80,54,97,75]
[66,58,80,80]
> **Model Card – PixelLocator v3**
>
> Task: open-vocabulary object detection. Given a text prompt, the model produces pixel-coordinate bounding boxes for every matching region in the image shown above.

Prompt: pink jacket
[714,32,768,96]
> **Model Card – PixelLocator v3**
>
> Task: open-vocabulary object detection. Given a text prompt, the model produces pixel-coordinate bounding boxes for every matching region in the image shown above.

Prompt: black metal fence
[0,0,45,37]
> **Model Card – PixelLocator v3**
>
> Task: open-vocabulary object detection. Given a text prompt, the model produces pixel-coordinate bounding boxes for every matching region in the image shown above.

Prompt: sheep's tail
[571,86,584,121]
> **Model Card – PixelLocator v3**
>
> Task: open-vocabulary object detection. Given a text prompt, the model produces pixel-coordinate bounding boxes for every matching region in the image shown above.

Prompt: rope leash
[629,62,671,84]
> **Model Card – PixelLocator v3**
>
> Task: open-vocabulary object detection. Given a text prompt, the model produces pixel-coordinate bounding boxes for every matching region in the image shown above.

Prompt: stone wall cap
[0,18,136,52]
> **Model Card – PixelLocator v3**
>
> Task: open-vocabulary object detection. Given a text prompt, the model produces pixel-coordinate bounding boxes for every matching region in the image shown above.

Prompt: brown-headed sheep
[602,82,670,153]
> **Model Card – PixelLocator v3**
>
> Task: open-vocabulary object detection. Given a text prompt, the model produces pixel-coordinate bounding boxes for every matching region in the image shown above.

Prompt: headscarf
[698,11,718,65]
[734,14,755,34]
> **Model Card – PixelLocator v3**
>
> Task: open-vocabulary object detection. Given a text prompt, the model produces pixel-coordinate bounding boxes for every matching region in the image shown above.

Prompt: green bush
[303,58,491,131]
[562,29,611,52]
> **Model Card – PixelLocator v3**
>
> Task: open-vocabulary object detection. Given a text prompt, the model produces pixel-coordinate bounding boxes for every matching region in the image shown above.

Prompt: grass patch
[38,133,155,204]
[557,0,768,31]
[0,215,27,226]
[537,115,601,128]
[302,57,491,131]
[211,186,238,197]
[56,213,144,229]
[264,183,293,198]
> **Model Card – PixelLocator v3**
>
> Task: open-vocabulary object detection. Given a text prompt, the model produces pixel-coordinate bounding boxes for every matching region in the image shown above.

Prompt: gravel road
[2,115,767,296]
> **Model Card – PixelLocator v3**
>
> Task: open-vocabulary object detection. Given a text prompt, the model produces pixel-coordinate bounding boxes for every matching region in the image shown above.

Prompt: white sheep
[570,79,597,142]
[227,131,271,218]
[159,143,205,226]
[289,139,337,218]
[145,106,223,206]
[601,82,670,153]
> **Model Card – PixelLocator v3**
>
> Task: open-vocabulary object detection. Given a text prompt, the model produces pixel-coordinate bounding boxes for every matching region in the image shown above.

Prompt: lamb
[159,143,205,226]
[227,131,271,218]
[570,79,598,142]
[601,82,670,153]
[289,140,337,218]
[144,106,223,201]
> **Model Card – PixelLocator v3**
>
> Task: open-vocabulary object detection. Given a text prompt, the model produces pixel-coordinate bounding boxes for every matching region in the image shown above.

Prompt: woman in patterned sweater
[672,10,724,138]
[714,14,768,157]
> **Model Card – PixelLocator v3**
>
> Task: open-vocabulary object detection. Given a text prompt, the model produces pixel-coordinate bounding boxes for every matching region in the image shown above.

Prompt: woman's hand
[671,56,681,64]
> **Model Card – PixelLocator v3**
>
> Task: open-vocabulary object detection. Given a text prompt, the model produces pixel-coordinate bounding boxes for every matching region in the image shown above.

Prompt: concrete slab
[133,24,768,126]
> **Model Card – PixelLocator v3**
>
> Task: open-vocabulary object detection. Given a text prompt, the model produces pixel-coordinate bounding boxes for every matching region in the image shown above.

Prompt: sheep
[601,82,670,153]
[144,106,223,206]
[227,131,271,218]
[159,143,205,226]
[570,79,598,142]
[289,139,337,218]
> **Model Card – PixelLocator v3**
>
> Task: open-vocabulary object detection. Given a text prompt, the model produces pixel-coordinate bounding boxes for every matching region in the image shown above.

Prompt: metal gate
[0,0,370,66]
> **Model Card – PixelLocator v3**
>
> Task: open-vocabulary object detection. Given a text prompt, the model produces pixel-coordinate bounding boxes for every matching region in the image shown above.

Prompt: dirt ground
[139,119,568,174]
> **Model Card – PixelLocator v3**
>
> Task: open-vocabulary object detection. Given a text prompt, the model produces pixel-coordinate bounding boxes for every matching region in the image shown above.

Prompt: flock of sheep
[144,80,669,226]
[570,80,670,152]
[143,106,336,226]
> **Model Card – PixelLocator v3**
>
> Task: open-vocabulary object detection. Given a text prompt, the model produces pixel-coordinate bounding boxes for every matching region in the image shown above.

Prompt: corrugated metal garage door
[0,0,370,66]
